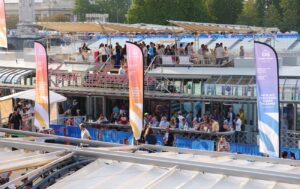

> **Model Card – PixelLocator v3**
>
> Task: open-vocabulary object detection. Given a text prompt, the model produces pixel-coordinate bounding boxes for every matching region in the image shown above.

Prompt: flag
[254,41,280,157]
[0,0,7,48]
[126,42,144,140]
[34,42,50,129]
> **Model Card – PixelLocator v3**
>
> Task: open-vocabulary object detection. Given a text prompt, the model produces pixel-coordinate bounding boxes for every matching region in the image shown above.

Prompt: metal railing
[145,55,159,75]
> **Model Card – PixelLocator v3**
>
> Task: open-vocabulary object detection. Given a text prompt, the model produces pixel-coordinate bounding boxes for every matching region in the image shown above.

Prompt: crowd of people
[80,41,245,67]
[94,104,245,133]
[8,100,34,131]
[89,103,246,147]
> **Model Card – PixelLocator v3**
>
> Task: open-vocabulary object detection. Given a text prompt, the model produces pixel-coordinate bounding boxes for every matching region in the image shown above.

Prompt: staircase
[229,39,243,50]
[206,39,217,47]
[288,39,300,50]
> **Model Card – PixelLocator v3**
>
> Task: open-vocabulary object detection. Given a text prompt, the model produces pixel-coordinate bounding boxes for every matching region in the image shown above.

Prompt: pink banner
[34,42,49,129]
[126,42,144,140]
[0,0,7,48]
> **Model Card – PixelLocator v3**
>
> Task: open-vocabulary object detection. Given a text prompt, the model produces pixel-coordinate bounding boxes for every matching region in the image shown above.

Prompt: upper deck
[0,35,299,102]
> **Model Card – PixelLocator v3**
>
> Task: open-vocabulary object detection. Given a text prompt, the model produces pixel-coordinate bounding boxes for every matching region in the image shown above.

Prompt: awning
[0,68,34,84]
[36,22,170,34]
[37,22,117,33]
[0,89,67,103]
[0,148,63,173]
[49,152,300,189]
[168,20,279,33]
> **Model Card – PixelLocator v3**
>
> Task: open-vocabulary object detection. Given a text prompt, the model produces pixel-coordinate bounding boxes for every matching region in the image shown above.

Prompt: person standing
[227,107,235,130]
[185,111,193,128]
[235,114,242,143]
[239,108,245,131]
[239,46,245,58]
[99,43,108,63]
[115,42,122,68]
[163,127,174,146]
[71,99,80,116]
[79,123,91,147]
[8,107,22,130]
[215,43,224,65]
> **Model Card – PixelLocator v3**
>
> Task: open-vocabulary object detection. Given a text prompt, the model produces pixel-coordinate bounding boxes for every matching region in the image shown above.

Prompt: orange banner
[126,42,144,140]
[0,0,7,48]
[34,42,49,129]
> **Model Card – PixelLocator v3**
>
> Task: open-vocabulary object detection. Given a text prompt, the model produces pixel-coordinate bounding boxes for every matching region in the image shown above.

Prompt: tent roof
[37,22,117,33]
[0,148,62,174]
[168,20,279,33]
[36,22,170,33]
[49,151,300,189]
[0,89,67,103]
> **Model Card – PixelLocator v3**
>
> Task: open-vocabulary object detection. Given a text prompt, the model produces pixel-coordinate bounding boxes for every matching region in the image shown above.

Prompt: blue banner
[254,41,280,157]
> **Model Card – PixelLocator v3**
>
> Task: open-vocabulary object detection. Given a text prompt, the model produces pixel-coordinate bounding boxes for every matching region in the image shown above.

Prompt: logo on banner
[261,50,271,58]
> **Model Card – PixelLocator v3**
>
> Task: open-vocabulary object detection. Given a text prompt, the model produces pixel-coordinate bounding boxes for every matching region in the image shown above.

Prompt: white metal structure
[0,130,299,189]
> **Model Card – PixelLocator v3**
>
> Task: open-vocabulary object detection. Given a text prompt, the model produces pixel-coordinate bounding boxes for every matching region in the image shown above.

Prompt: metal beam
[1,128,298,166]
[0,128,121,147]
[140,144,300,166]
[1,151,74,189]
[0,139,299,185]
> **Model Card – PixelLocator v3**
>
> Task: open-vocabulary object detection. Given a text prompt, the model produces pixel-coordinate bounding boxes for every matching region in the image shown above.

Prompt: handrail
[144,55,159,75]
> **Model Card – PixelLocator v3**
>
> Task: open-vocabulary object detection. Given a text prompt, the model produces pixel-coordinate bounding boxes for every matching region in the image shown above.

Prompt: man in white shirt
[235,114,242,132]
[187,42,194,55]
[159,116,170,128]
[215,43,224,65]
[177,111,184,129]
[235,114,242,143]
[80,123,91,147]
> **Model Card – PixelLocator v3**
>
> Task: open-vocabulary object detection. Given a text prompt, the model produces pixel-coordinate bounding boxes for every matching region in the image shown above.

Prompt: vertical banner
[0,0,7,48]
[34,42,50,129]
[126,42,144,140]
[254,41,280,157]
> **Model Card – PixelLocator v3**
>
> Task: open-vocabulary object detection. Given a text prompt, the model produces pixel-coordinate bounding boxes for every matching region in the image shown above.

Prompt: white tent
[0,89,66,125]
[0,89,66,103]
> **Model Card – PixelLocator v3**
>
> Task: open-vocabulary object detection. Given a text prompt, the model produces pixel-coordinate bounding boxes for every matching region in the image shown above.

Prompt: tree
[127,0,211,25]
[207,0,243,24]
[264,4,281,27]
[279,0,300,32]
[96,0,131,23]
[73,0,99,21]
[73,0,131,23]
[237,0,261,26]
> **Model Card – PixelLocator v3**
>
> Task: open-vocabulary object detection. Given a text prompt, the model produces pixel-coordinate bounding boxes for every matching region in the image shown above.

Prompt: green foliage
[127,0,211,25]
[207,0,243,24]
[73,0,96,21]
[96,0,131,23]
[279,0,300,32]
[237,0,260,26]
[264,4,281,27]
[73,0,131,23]
[72,0,300,32]
[237,0,300,32]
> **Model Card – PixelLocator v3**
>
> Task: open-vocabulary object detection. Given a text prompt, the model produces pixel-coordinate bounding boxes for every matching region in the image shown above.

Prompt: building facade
[4,0,74,21]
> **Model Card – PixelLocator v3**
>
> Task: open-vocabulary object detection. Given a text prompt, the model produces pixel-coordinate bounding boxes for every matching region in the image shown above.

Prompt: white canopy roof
[0,89,66,103]
[49,151,300,189]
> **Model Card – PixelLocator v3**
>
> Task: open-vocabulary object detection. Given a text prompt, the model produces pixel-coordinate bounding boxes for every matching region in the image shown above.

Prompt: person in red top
[119,113,128,125]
